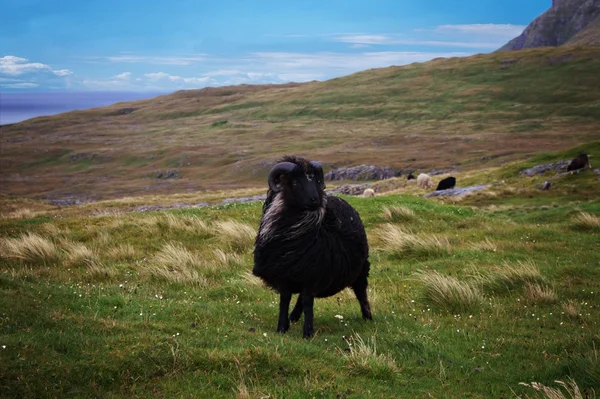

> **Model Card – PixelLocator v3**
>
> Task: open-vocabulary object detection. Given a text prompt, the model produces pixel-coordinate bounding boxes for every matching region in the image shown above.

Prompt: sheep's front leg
[301,291,315,338]
[277,291,292,333]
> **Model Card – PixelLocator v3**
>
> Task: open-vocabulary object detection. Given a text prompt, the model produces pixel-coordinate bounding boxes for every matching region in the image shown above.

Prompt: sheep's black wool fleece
[253,159,370,298]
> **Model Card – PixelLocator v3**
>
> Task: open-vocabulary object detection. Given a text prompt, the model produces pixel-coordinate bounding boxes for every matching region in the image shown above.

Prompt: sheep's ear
[268,162,297,192]
[310,161,326,189]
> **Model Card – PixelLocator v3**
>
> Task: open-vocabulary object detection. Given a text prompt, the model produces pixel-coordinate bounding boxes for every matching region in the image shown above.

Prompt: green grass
[1,163,599,397]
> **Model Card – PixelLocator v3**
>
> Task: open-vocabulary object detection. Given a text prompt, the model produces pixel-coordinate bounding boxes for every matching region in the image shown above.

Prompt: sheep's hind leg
[277,291,292,333]
[289,294,303,322]
[301,291,315,338]
[352,272,373,321]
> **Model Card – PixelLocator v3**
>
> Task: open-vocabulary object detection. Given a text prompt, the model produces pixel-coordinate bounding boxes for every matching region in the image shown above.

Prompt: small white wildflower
[334,315,344,320]
[263,332,267,337]
[482,346,485,349]
[119,284,123,288]
[1,345,6,349]
[325,339,328,342]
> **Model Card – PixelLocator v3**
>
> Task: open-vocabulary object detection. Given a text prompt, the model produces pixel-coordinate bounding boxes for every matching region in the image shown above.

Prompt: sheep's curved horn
[310,161,326,189]
[268,162,297,192]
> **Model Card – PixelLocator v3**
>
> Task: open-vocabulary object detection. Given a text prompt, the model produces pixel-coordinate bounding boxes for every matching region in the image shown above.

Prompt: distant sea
[0,92,166,125]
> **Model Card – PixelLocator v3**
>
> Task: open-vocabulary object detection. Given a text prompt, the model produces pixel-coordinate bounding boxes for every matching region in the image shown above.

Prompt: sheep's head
[267,156,326,211]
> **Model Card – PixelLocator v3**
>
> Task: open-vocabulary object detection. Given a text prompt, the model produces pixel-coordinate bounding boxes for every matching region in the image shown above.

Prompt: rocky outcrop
[498,0,600,51]
[325,165,400,181]
[519,160,570,176]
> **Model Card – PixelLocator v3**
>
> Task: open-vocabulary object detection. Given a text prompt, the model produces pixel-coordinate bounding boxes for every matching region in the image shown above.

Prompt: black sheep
[253,155,372,338]
[567,153,591,172]
[436,176,456,191]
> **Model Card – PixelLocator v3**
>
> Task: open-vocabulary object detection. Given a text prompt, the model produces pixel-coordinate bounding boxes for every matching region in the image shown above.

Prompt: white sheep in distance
[362,188,375,197]
[417,173,433,189]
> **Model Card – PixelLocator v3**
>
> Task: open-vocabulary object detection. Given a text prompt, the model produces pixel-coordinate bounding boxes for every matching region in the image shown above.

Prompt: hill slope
[2,46,600,200]
[499,0,600,51]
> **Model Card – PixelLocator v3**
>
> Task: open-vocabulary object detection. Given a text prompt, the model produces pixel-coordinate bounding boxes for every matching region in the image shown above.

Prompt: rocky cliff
[498,0,600,51]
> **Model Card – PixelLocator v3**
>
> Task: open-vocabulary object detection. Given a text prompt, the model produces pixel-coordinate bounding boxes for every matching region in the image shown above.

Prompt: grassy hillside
[1,145,599,397]
[2,46,600,201]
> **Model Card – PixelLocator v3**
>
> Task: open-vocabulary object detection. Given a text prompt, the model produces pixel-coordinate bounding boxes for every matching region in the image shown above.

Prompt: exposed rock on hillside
[325,165,400,181]
[499,0,600,51]
[519,160,570,176]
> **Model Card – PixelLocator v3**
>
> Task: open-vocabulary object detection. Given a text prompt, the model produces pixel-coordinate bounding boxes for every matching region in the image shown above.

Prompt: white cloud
[53,69,73,76]
[114,72,132,80]
[435,24,526,37]
[144,72,213,85]
[0,82,39,88]
[335,35,392,45]
[251,51,469,72]
[105,55,207,65]
[333,24,525,49]
[0,55,73,77]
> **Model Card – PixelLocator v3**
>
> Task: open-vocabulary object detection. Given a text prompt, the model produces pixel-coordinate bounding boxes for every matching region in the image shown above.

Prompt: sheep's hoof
[276,323,289,333]
[289,311,302,323]
[303,327,314,339]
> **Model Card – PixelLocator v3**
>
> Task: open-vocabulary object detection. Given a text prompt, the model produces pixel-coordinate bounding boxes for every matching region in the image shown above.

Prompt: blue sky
[0,0,551,92]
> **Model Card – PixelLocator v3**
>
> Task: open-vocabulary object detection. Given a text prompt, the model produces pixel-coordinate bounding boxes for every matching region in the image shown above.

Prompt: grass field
[1,142,599,398]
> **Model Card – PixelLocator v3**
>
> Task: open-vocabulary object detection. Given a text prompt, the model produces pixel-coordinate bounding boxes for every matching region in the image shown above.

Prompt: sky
[0,0,551,93]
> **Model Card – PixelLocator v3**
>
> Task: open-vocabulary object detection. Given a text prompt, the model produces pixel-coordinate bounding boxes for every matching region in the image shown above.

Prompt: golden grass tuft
[573,212,600,230]
[339,334,398,375]
[213,220,256,251]
[85,258,118,279]
[477,260,544,294]
[562,300,581,318]
[40,223,69,237]
[213,248,245,268]
[375,223,451,256]
[146,242,212,285]
[1,233,60,265]
[62,241,98,267]
[155,213,213,235]
[381,205,417,222]
[240,271,264,287]
[3,208,42,219]
[414,270,484,312]
[106,243,137,261]
[519,377,594,399]
[468,237,498,252]
[523,283,557,304]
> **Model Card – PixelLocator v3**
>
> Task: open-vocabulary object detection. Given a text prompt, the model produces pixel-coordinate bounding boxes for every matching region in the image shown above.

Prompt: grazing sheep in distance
[362,188,375,197]
[436,176,456,191]
[567,153,591,173]
[417,173,433,189]
[253,155,373,338]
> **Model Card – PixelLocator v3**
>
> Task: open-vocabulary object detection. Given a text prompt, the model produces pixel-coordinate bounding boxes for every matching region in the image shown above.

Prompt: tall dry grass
[213,220,256,251]
[1,233,60,265]
[381,205,417,222]
[145,242,212,285]
[573,212,600,230]
[414,270,484,312]
[523,283,557,304]
[519,377,594,399]
[62,240,98,267]
[339,334,398,375]
[375,223,451,256]
[476,260,544,294]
